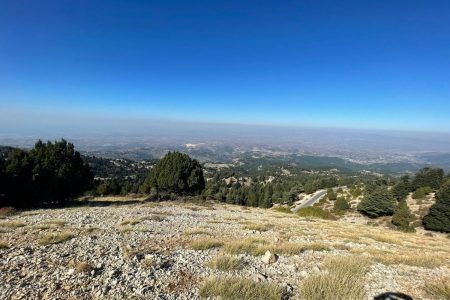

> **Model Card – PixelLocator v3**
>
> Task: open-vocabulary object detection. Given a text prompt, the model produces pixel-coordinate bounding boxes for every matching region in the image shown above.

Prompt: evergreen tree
[412,167,444,190]
[391,201,415,232]
[142,152,205,195]
[357,186,396,218]
[422,180,450,232]
[1,140,92,207]
[391,175,412,201]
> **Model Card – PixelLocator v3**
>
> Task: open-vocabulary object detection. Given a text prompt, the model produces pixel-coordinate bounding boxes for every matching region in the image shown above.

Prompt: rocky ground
[0,198,449,300]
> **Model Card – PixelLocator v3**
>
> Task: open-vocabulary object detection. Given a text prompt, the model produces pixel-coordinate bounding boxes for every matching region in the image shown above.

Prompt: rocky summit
[0,199,449,300]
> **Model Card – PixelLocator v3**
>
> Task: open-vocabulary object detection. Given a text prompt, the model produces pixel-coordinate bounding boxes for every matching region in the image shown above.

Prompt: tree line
[1,139,448,233]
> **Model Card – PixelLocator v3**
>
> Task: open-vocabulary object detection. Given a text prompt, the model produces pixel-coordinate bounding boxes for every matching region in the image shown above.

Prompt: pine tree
[391,175,412,201]
[357,186,396,218]
[423,180,450,232]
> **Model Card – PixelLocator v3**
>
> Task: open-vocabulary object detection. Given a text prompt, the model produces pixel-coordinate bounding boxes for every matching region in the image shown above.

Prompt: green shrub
[272,206,292,213]
[297,207,335,220]
[391,201,415,232]
[333,197,350,212]
[412,186,432,199]
[357,187,396,218]
[326,189,337,201]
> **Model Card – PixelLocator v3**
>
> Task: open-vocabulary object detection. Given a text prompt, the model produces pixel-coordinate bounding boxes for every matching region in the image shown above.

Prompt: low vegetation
[0,241,9,249]
[199,277,282,300]
[299,256,370,300]
[207,254,243,271]
[38,231,75,245]
[243,223,273,232]
[0,220,26,228]
[189,239,224,250]
[425,277,450,299]
[297,206,335,220]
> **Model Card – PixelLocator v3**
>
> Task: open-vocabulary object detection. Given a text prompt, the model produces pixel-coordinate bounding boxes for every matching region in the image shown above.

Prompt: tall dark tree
[1,149,34,207]
[142,152,205,194]
[422,180,450,232]
[29,140,92,204]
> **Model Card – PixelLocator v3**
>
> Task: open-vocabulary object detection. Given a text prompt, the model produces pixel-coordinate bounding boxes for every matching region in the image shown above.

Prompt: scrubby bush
[333,196,350,212]
[327,188,337,201]
[391,201,415,232]
[412,186,433,199]
[357,186,396,218]
[423,181,450,232]
[141,152,205,195]
[297,206,335,220]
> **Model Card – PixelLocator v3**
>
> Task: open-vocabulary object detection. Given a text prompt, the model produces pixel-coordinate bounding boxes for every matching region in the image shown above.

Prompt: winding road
[291,189,328,213]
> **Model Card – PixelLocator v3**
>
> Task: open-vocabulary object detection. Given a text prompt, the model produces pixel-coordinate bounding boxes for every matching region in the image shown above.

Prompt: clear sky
[1,0,450,132]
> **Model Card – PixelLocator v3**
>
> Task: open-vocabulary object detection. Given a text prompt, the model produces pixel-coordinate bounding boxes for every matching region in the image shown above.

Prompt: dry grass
[38,231,75,245]
[224,239,329,256]
[33,224,52,230]
[0,220,26,228]
[372,252,444,268]
[199,277,282,300]
[141,257,154,270]
[0,241,9,249]
[362,232,402,245]
[299,255,370,300]
[223,238,268,255]
[43,219,67,226]
[425,277,450,299]
[69,261,94,274]
[207,254,244,271]
[351,248,445,268]
[243,223,273,232]
[120,219,141,226]
[167,271,198,293]
[189,238,224,250]
[183,228,211,236]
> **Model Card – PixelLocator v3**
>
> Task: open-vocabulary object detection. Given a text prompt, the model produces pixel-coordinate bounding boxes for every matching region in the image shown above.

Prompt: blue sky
[1,0,450,132]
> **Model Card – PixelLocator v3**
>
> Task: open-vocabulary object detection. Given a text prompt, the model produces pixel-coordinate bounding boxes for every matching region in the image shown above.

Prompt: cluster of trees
[357,167,449,232]
[0,140,93,207]
[1,140,448,234]
[202,174,343,208]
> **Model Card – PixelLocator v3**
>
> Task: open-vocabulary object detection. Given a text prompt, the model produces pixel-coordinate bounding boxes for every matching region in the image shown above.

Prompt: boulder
[261,250,278,264]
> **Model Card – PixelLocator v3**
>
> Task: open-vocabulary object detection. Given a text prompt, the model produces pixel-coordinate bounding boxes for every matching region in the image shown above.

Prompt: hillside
[1,200,449,299]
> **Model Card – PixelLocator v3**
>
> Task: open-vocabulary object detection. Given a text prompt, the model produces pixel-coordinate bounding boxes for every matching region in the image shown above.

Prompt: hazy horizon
[2,1,450,132]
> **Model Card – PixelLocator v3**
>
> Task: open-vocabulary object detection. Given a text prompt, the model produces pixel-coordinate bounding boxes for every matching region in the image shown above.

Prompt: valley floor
[0,199,449,299]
